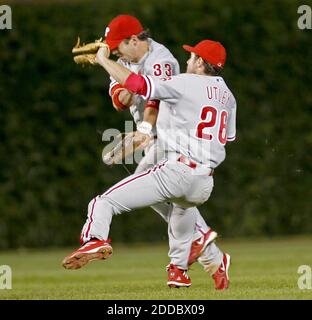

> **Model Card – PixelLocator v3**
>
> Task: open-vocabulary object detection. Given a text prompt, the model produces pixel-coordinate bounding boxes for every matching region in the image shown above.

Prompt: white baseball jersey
[109,38,180,126]
[144,74,237,168]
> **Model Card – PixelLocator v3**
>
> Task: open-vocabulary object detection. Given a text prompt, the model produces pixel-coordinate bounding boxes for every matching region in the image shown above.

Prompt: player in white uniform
[96,15,226,287]
[63,35,235,287]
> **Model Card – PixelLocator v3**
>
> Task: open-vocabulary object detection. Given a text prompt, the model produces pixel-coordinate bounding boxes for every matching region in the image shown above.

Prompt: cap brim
[182,44,196,54]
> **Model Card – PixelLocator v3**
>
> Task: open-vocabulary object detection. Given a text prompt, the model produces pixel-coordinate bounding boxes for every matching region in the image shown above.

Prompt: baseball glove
[72,37,110,65]
[103,131,151,165]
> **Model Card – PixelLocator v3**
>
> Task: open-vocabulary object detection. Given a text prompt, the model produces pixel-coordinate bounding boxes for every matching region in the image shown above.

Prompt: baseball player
[63,38,236,289]
[97,15,227,288]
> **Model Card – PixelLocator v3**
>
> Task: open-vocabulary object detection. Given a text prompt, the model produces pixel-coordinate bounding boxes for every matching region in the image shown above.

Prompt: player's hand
[96,47,110,66]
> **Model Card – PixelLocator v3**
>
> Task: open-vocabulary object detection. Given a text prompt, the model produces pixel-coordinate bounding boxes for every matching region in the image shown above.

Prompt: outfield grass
[0,237,312,300]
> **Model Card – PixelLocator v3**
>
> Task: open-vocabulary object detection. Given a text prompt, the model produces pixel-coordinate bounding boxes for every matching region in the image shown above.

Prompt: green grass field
[0,237,312,300]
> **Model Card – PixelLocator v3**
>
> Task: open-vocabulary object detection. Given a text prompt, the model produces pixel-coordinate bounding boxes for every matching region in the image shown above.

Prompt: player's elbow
[111,88,133,112]
[118,90,133,107]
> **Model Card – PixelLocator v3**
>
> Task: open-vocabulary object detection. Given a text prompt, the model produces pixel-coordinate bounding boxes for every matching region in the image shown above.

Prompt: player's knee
[98,195,125,216]
[87,196,113,216]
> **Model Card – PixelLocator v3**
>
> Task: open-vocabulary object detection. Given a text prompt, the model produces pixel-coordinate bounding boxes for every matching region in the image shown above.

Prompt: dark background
[0,0,311,248]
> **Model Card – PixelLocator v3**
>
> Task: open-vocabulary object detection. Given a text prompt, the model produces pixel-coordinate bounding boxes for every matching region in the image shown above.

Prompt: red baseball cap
[105,15,143,50]
[183,40,226,68]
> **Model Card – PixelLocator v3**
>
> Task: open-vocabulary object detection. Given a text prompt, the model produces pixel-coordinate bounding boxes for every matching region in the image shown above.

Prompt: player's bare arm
[96,47,131,85]
[135,103,159,137]
[143,105,158,128]
[97,49,159,129]
[97,48,153,105]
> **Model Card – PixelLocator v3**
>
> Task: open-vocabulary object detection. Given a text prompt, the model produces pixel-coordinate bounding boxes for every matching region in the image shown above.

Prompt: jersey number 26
[196,106,228,145]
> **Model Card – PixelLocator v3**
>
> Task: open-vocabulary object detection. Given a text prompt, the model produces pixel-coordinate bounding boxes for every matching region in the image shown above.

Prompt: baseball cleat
[212,253,231,290]
[188,229,218,266]
[62,239,113,270]
[167,264,192,288]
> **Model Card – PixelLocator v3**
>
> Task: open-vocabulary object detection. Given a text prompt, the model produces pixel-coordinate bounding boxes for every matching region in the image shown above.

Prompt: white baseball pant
[81,158,214,269]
